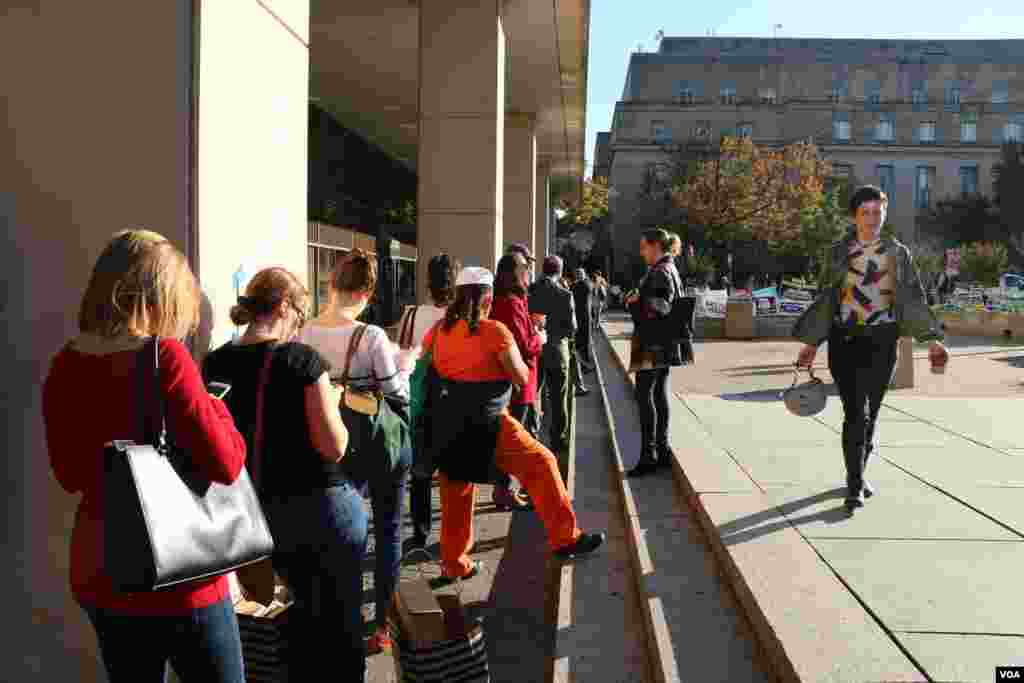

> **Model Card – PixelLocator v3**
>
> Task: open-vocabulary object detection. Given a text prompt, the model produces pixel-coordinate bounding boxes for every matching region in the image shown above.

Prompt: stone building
[601,36,1024,282]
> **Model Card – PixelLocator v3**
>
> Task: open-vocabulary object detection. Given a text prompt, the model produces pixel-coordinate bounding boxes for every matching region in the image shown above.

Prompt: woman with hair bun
[202,267,364,680]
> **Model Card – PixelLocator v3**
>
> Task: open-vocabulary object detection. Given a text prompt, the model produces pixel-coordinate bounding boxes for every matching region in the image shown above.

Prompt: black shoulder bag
[104,336,274,592]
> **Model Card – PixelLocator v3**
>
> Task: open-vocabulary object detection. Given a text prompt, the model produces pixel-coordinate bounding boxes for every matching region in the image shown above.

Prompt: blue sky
[584,1,1024,176]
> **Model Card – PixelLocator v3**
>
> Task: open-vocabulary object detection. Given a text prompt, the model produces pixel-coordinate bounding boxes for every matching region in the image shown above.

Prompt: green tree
[917,195,1001,245]
[993,142,1024,260]
[773,188,848,278]
[559,176,609,227]
[902,238,945,293]
[671,136,830,243]
[959,242,1008,286]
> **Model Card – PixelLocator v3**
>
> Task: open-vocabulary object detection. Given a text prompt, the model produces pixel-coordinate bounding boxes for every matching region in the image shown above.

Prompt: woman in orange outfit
[422,266,605,581]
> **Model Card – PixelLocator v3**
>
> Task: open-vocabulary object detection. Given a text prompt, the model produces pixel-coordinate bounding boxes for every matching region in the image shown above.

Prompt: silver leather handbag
[781,366,827,417]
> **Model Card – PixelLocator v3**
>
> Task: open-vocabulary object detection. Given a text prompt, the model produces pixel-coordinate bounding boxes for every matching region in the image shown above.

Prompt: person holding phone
[43,230,248,682]
[793,185,949,512]
[202,267,361,680]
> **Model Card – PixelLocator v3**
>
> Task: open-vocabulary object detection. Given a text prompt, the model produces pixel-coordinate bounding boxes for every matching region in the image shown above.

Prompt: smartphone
[207,382,232,400]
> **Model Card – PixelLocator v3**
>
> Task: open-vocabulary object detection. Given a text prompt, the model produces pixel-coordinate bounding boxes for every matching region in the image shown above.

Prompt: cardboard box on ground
[391,577,478,648]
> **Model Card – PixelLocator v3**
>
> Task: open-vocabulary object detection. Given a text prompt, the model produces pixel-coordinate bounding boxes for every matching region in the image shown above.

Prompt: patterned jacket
[792,231,944,346]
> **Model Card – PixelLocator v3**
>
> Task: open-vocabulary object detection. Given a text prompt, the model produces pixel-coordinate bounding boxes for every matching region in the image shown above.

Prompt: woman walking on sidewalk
[624,229,689,478]
[44,230,249,682]
[423,267,605,581]
[793,185,949,512]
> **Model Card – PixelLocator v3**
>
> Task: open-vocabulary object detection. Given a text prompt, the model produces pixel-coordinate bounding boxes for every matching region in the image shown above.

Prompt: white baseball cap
[455,266,494,288]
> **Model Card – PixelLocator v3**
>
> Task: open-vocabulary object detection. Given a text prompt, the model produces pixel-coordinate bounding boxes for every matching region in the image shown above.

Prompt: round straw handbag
[781,366,826,417]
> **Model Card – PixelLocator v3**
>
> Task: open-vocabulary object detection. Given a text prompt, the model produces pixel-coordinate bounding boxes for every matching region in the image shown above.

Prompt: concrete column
[194,0,310,351]
[1,4,309,681]
[890,336,915,389]
[504,113,536,265]
[417,1,505,303]
[534,167,550,273]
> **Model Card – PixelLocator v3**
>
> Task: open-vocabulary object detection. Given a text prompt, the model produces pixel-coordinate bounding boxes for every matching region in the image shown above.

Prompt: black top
[528,277,577,344]
[572,279,593,327]
[202,340,343,496]
[629,255,684,350]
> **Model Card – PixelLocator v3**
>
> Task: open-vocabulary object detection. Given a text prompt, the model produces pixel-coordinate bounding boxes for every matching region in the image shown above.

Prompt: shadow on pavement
[717,384,839,402]
[718,488,850,547]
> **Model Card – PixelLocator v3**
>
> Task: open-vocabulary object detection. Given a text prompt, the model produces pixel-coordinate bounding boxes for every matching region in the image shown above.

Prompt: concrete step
[593,330,774,683]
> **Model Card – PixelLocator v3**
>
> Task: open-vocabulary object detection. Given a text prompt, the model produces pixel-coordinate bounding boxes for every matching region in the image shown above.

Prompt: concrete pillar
[504,113,536,265]
[535,168,550,270]
[417,1,505,303]
[890,336,915,389]
[194,0,310,351]
[0,3,309,681]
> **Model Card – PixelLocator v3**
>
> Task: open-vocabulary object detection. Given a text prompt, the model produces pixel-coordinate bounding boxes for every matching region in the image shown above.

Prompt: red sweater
[43,338,247,615]
[491,294,543,404]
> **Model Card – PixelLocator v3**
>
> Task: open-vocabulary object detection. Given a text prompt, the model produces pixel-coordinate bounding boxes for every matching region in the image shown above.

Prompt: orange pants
[439,413,581,577]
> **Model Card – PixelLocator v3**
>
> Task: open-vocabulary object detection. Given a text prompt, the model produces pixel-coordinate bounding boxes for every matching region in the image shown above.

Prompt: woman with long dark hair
[423,267,604,581]
[491,253,546,509]
[398,253,459,554]
[624,228,688,478]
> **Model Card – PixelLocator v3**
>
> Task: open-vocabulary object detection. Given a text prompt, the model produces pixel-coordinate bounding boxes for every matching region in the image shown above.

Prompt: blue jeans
[264,482,369,681]
[84,597,244,683]
[365,445,411,629]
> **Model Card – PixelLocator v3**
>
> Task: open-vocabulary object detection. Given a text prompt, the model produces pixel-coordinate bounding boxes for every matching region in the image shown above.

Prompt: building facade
[605,36,1024,281]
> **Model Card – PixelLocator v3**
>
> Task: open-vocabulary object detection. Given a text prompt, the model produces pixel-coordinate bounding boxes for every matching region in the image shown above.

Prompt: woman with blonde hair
[43,229,248,682]
[203,267,362,679]
[297,249,410,655]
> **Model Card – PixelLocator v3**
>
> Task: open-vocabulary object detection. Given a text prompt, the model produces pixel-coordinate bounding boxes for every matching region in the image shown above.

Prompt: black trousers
[410,475,432,542]
[827,324,899,493]
[635,367,671,461]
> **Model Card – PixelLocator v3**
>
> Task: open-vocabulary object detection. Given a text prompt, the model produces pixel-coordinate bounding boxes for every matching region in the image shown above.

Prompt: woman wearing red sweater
[43,230,248,682]
[490,253,546,509]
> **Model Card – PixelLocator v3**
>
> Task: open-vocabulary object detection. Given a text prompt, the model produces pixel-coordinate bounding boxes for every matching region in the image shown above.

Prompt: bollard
[890,336,914,389]
[725,299,755,339]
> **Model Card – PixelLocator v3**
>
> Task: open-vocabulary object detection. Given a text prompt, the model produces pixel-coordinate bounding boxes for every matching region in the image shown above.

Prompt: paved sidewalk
[603,316,1024,682]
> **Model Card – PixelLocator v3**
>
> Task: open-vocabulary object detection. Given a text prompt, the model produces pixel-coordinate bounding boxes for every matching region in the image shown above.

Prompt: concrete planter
[724,300,755,339]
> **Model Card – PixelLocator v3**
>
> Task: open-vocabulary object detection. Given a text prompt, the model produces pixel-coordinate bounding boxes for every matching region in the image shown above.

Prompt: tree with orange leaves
[671,136,830,244]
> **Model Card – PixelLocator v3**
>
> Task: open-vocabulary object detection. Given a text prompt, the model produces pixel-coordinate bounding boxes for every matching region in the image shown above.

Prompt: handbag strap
[399,306,419,349]
[136,336,167,449]
[340,324,370,385]
[250,345,276,487]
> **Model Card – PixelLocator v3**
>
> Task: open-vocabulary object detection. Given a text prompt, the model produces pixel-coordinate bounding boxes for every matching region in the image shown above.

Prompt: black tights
[635,367,670,460]
[827,326,899,492]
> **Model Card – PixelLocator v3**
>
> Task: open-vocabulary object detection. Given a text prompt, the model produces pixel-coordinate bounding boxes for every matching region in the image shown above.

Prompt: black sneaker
[575,388,590,397]
[627,459,660,478]
[430,560,484,588]
[844,490,865,511]
[402,535,428,556]
[862,481,875,498]
[555,532,606,559]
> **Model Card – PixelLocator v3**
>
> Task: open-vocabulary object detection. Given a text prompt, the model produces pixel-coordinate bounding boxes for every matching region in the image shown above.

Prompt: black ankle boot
[627,451,660,478]
[656,444,675,469]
